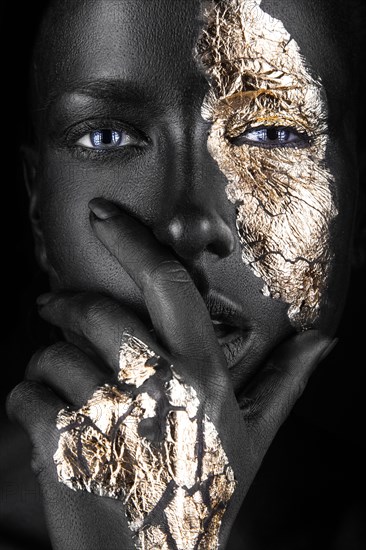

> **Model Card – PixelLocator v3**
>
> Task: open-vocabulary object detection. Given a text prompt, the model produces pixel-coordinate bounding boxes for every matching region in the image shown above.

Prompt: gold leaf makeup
[54,335,236,550]
[196,0,337,329]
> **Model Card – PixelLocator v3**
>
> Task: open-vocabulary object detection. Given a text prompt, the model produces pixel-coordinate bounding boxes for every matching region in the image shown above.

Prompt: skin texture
[8,208,334,549]
[54,333,237,549]
[27,0,357,388]
[196,0,337,329]
[5,0,362,548]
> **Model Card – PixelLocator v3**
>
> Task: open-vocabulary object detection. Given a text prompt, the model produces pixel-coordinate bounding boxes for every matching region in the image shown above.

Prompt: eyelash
[229,125,311,149]
[64,119,148,159]
[63,120,311,162]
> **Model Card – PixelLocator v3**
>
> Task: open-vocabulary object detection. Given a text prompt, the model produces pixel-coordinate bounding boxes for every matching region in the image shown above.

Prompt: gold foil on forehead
[196,0,337,329]
[54,334,236,549]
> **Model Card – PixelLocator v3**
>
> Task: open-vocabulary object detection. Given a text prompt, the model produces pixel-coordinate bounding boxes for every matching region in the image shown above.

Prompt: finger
[88,199,221,366]
[239,330,337,450]
[25,342,109,407]
[37,292,164,374]
[6,380,62,450]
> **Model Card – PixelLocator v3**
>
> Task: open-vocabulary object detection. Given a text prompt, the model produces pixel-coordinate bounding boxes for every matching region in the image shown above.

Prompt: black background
[1,2,365,549]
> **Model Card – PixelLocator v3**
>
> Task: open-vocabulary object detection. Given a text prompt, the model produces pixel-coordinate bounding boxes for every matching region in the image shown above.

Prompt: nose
[154,207,235,260]
[150,116,236,260]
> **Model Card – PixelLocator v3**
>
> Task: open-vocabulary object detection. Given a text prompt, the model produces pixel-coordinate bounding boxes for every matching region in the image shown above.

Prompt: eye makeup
[196,0,337,329]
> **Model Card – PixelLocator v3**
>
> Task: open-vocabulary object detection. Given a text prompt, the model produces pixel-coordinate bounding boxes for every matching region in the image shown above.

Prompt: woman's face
[29,0,359,391]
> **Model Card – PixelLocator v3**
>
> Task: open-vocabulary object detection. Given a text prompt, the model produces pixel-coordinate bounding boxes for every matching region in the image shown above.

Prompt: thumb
[239,330,337,453]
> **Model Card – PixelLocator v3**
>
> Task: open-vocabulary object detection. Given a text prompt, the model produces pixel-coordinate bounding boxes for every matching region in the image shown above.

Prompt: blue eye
[77,129,135,149]
[231,126,309,148]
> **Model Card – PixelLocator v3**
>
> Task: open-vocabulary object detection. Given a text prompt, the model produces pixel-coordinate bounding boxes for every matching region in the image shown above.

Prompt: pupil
[92,130,121,147]
[101,129,113,144]
[267,128,278,141]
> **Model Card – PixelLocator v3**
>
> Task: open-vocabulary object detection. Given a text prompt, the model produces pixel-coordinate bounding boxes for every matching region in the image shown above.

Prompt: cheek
[207,128,337,330]
[38,157,97,282]
[37,154,145,308]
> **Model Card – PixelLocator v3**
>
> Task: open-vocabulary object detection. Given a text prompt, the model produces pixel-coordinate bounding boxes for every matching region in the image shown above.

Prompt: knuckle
[36,342,74,374]
[6,380,42,424]
[78,291,108,313]
[6,381,27,415]
[84,301,106,331]
[279,368,308,403]
[240,396,261,424]
[262,361,283,377]
[25,348,45,379]
[83,297,119,333]
[147,260,191,286]
[291,375,308,402]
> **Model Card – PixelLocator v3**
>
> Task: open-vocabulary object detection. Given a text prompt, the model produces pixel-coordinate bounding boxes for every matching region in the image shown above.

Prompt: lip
[204,290,253,369]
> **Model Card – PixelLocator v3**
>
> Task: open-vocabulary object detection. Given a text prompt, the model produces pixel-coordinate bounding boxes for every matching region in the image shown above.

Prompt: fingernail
[318,338,338,364]
[36,293,54,307]
[89,198,121,220]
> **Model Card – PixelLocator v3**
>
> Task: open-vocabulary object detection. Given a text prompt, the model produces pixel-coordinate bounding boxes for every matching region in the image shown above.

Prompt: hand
[7,199,335,550]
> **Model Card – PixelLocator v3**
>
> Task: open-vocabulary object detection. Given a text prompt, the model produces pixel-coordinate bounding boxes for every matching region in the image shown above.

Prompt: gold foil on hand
[196,0,337,329]
[54,334,236,549]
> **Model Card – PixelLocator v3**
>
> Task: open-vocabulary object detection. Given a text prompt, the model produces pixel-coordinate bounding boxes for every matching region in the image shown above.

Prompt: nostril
[206,238,234,258]
[207,242,232,257]
[206,243,218,255]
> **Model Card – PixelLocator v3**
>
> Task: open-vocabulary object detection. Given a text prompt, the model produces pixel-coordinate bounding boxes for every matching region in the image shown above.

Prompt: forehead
[260,0,351,97]
[34,0,349,110]
[35,0,205,109]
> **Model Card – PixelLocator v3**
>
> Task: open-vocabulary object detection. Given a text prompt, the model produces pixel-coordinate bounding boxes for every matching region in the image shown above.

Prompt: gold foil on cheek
[54,334,236,549]
[196,0,338,329]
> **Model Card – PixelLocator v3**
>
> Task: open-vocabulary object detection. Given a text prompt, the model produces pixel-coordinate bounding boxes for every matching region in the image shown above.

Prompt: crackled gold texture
[196,0,337,328]
[54,334,236,549]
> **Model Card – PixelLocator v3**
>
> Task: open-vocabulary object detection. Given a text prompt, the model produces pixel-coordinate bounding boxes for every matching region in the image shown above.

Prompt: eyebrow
[38,77,154,115]
[71,79,151,104]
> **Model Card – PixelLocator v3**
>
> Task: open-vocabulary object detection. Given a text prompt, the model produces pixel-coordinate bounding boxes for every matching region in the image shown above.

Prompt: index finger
[88,198,224,369]
[88,199,244,483]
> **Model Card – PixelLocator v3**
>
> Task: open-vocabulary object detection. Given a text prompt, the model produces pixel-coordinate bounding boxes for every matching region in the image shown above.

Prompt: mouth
[205,291,253,370]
